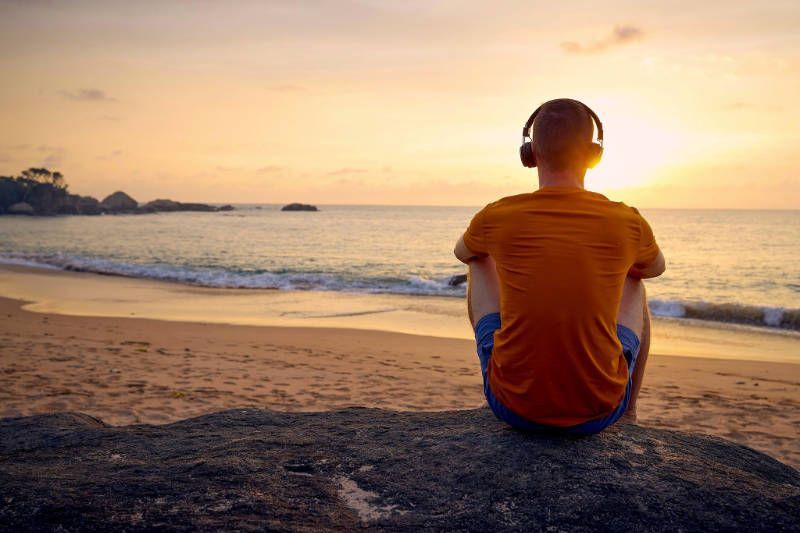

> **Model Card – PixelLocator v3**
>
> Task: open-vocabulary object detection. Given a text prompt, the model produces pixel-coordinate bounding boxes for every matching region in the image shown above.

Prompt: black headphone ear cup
[587,143,603,168]
[520,142,537,168]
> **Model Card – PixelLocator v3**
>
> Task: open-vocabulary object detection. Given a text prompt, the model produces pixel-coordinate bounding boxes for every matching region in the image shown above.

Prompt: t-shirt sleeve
[632,208,660,269]
[462,207,489,256]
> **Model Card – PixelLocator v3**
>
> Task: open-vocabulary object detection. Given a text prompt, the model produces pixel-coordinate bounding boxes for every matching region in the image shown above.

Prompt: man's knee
[618,276,646,337]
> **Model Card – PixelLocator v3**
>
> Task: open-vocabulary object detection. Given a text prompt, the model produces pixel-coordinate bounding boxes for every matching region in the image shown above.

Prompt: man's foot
[620,409,638,424]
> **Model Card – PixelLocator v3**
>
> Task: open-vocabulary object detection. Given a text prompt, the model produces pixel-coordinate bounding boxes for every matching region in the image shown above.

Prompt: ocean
[1,205,798,330]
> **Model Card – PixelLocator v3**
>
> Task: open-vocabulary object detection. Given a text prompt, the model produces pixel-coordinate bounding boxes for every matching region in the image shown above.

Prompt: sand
[1,292,799,469]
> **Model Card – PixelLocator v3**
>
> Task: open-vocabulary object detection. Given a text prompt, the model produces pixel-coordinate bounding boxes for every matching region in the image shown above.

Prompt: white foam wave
[648,299,686,318]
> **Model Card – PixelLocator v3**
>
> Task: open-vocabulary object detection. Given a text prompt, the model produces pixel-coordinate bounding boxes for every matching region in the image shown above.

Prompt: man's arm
[628,249,666,279]
[454,235,487,264]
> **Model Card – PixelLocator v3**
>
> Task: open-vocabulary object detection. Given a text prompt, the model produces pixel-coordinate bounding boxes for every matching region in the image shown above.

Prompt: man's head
[531,98,600,172]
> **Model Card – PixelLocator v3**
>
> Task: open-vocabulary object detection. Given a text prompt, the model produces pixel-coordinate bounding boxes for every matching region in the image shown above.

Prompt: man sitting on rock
[454,98,665,434]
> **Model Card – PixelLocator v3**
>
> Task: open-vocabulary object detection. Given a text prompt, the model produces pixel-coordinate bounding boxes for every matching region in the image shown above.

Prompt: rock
[143,198,182,212]
[56,204,78,215]
[76,196,103,215]
[142,199,217,213]
[178,202,216,212]
[281,202,318,211]
[6,202,34,215]
[448,273,468,287]
[0,408,797,530]
[100,191,138,212]
[217,204,234,211]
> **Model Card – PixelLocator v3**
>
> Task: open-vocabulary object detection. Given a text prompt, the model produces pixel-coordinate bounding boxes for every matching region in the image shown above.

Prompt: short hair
[532,98,594,171]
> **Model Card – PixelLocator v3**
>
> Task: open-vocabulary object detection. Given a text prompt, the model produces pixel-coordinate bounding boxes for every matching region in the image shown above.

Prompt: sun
[586,106,682,191]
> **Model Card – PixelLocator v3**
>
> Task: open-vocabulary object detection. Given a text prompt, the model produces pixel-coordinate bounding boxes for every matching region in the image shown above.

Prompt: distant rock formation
[6,202,34,215]
[100,191,138,212]
[0,170,233,217]
[281,202,318,211]
[0,408,797,530]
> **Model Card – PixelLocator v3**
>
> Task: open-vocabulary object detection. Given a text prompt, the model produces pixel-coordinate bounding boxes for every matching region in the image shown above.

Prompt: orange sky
[1,1,798,208]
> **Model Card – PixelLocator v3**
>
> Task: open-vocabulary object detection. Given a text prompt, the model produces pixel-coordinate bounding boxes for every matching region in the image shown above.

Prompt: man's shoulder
[588,193,644,219]
[480,193,534,213]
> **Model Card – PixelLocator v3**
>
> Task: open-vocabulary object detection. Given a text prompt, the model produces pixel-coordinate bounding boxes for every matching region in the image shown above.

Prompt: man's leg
[616,276,651,422]
[467,256,500,329]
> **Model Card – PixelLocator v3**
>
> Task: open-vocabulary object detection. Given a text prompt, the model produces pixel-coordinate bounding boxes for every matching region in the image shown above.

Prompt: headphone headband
[521,100,604,146]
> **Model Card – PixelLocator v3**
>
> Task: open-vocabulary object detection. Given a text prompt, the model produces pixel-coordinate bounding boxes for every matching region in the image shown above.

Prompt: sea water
[1,206,798,330]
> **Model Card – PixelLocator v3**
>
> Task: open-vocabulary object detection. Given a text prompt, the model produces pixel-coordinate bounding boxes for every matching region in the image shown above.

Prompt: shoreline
[1,253,797,332]
[1,262,799,363]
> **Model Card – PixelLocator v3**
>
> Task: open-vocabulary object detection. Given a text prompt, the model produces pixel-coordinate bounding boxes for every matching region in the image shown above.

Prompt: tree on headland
[1,167,69,212]
[19,167,65,188]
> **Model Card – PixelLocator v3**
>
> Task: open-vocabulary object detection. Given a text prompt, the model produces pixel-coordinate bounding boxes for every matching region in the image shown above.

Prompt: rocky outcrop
[217,204,234,211]
[101,191,138,212]
[282,202,318,211]
[6,202,34,215]
[0,408,797,531]
[141,198,182,212]
[141,199,218,213]
[76,196,102,215]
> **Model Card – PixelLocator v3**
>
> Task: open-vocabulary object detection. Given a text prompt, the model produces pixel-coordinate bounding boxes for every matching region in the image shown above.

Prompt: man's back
[463,186,660,426]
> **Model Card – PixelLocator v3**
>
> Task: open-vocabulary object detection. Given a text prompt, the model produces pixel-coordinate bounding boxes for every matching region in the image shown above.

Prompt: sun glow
[586,110,683,191]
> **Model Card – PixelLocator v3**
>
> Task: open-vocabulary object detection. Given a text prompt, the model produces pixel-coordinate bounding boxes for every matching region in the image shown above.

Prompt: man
[454,98,665,434]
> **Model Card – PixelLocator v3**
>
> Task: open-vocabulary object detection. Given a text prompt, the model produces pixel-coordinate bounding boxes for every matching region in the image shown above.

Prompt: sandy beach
[1,265,799,469]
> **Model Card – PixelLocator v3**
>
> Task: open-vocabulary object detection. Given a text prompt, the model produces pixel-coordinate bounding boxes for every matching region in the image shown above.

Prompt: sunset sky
[1,0,798,208]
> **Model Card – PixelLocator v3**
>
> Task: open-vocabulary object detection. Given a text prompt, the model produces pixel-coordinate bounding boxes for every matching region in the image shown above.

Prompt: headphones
[519,100,604,169]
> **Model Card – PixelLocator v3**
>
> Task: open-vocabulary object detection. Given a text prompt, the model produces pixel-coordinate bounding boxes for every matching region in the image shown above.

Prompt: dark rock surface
[75,195,103,215]
[101,191,138,212]
[281,202,318,211]
[448,273,468,287]
[1,408,798,531]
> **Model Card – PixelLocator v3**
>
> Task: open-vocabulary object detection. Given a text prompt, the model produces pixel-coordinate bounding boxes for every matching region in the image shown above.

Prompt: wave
[0,252,464,296]
[1,252,797,331]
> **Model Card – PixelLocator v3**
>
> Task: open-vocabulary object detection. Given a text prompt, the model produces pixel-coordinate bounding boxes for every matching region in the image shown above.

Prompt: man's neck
[536,168,586,190]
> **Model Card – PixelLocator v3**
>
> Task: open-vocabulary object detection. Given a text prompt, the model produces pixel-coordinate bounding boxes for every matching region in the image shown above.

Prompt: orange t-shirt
[463,187,660,426]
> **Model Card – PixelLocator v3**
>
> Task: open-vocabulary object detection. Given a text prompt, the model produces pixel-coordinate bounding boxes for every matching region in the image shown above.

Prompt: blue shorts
[474,312,640,436]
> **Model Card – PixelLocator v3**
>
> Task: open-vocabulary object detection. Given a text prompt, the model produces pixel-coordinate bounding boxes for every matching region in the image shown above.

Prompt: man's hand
[628,250,666,279]
[454,235,486,264]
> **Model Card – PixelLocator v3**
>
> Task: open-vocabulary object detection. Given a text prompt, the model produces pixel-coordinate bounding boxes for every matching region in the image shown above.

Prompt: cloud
[256,165,285,174]
[59,88,115,102]
[267,84,305,93]
[561,25,644,54]
[326,167,368,176]
[96,149,123,161]
[724,102,751,110]
[41,153,64,167]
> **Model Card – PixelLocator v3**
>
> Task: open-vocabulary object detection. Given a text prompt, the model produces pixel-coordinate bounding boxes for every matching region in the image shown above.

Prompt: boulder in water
[448,273,468,287]
[281,202,318,211]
